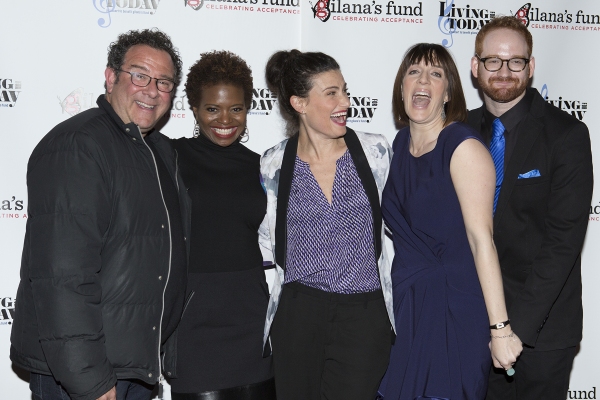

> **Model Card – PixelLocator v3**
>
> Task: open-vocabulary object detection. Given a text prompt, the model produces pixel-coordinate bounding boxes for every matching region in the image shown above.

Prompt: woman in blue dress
[377,43,523,400]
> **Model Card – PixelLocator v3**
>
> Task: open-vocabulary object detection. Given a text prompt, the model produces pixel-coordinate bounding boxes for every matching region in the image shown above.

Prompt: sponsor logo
[575,10,600,25]
[568,387,597,399]
[310,1,423,24]
[347,91,378,123]
[0,79,22,108]
[195,0,300,14]
[171,95,188,119]
[589,200,600,221]
[513,3,530,27]
[541,84,587,121]
[524,3,600,31]
[1,196,26,220]
[528,5,573,24]
[185,0,204,10]
[94,0,115,27]
[255,0,301,15]
[526,4,573,30]
[58,88,96,116]
[1,196,24,211]
[250,88,277,116]
[93,0,160,28]
[0,297,15,326]
[438,1,496,47]
[311,0,331,21]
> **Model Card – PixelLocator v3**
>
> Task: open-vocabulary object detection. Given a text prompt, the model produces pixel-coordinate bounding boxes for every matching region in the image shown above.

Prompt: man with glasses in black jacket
[11,28,189,400]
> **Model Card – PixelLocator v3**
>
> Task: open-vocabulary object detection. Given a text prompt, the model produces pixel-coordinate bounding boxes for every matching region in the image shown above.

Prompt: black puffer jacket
[10,95,190,400]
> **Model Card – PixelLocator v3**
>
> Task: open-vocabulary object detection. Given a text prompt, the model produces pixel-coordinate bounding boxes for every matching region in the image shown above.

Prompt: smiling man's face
[105,44,175,133]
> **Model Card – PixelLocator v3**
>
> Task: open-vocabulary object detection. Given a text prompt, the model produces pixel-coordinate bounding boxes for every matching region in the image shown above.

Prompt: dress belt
[171,377,276,400]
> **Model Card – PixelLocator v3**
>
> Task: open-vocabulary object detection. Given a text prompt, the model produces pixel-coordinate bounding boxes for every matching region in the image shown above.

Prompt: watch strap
[489,319,510,330]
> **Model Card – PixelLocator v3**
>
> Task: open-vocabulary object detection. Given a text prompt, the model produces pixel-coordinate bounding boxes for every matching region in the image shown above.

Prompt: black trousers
[29,373,154,400]
[271,282,392,400]
[486,346,577,400]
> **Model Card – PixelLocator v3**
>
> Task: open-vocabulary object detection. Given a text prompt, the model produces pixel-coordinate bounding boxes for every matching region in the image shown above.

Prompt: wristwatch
[489,319,510,330]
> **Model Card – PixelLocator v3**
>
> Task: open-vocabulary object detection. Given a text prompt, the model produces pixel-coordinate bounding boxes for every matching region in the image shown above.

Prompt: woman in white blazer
[258,49,395,400]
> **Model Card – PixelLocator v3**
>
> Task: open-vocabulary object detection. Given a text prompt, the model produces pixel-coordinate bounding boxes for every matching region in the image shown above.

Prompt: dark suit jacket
[467,88,593,351]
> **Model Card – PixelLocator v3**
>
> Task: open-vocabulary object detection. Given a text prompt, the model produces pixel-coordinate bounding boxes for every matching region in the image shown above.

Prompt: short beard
[478,76,529,103]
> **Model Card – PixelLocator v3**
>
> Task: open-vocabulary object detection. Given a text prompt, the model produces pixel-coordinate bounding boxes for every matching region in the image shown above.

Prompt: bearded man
[467,16,593,400]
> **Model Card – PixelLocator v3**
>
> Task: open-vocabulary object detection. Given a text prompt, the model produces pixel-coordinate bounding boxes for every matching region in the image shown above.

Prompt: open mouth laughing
[331,110,348,125]
[412,91,431,107]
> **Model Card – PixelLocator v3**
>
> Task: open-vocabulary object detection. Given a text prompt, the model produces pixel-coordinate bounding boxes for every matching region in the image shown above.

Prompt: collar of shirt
[483,87,535,135]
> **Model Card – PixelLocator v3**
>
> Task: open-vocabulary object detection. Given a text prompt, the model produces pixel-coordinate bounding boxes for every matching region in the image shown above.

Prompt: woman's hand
[489,330,523,371]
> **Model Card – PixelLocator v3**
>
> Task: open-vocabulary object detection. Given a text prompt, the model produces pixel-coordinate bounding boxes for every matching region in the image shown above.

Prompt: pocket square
[518,169,541,179]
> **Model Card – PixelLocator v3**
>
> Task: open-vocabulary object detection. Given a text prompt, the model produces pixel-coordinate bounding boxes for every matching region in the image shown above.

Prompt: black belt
[171,377,276,400]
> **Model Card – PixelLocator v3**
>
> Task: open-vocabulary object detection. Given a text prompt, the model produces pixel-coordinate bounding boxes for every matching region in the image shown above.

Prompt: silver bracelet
[490,332,515,339]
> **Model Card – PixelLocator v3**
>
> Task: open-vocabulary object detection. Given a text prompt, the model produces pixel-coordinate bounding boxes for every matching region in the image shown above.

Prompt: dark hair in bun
[265,49,340,136]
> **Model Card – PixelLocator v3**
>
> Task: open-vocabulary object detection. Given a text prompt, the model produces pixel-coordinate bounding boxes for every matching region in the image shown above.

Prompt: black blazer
[467,88,593,351]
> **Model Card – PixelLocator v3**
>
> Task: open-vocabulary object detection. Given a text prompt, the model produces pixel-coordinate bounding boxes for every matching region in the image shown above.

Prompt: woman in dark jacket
[169,50,275,399]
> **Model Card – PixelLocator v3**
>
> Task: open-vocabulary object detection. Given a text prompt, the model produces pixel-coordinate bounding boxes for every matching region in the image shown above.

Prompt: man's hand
[96,386,116,400]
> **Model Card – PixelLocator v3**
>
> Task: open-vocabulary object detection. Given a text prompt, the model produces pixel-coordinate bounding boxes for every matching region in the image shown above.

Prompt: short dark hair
[106,28,183,89]
[392,43,467,126]
[475,16,533,57]
[184,50,253,110]
[265,50,340,136]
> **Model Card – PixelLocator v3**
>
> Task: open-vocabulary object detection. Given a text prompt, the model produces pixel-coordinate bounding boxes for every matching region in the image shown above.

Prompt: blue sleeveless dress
[378,123,491,400]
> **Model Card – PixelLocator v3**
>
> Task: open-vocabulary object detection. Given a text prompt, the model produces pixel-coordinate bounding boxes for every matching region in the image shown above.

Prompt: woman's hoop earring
[240,127,249,143]
[192,123,200,138]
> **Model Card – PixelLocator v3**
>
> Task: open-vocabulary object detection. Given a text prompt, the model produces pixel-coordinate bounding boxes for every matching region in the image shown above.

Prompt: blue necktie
[490,118,505,214]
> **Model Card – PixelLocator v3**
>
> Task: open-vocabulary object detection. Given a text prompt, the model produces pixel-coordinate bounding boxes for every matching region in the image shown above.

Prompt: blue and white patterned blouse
[285,151,380,294]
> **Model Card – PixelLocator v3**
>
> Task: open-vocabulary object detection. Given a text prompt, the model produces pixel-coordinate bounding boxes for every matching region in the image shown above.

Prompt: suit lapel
[274,134,299,270]
[493,94,544,227]
[345,128,382,258]
[467,106,491,143]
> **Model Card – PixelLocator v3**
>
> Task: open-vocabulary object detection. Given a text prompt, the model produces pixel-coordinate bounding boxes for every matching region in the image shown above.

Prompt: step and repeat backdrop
[1,0,599,398]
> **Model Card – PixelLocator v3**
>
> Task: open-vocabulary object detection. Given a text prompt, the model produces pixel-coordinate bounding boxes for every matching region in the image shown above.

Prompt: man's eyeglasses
[476,55,530,72]
[116,69,176,93]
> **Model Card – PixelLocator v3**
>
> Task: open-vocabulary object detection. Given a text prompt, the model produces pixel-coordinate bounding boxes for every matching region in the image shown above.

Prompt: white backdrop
[1,0,598,398]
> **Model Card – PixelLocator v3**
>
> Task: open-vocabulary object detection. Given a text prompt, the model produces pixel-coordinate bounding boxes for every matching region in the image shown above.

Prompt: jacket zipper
[174,149,180,192]
[139,128,173,381]
[180,291,195,320]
